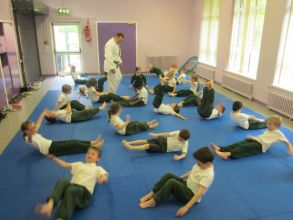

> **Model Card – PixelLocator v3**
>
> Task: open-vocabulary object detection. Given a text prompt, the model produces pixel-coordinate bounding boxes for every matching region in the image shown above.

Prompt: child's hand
[174,155,181,160]
[149,133,157,137]
[180,115,188,120]
[97,175,108,184]
[176,205,189,217]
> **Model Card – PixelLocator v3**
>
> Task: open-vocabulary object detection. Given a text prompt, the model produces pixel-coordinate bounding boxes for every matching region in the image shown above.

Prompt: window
[274,1,293,92]
[228,0,267,78]
[199,0,221,66]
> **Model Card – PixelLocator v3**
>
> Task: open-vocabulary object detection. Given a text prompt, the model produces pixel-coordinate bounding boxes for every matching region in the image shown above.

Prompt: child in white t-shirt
[122,129,191,161]
[118,85,148,107]
[21,110,104,156]
[211,115,293,159]
[139,147,214,217]
[108,102,159,135]
[35,147,108,220]
[169,74,200,97]
[176,69,187,85]
[231,101,267,130]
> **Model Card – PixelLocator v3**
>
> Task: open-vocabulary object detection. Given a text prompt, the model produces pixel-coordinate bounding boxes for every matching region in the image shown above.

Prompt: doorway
[52,23,82,74]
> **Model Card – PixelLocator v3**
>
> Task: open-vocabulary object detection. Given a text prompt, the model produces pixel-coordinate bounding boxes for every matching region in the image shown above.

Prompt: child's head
[62,84,72,94]
[216,103,226,114]
[179,69,185,74]
[171,64,178,70]
[232,101,243,112]
[178,129,191,141]
[135,67,141,74]
[86,146,102,163]
[266,115,282,131]
[44,111,57,124]
[86,77,97,88]
[21,120,37,137]
[108,102,122,122]
[205,80,214,88]
[193,147,214,168]
[79,86,87,94]
[191,75,198,82]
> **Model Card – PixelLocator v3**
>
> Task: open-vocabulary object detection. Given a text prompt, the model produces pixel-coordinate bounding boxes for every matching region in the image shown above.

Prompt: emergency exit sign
[57,8,70,15]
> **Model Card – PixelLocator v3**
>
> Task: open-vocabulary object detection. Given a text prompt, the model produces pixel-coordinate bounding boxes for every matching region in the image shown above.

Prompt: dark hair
[174,105,180,113]
[137,84,144,90]
[191,75,198,81]
[115,32,124,38]
[179,129,190,141]
[62,84,72,93]
[20,120,33,141]
[108,102,121,122]
[232,101,243,111]
[88,146,102,158]
[135,67,141,72]
[193,147,214,164]
[86,77,98,88]
[45,116,56,124]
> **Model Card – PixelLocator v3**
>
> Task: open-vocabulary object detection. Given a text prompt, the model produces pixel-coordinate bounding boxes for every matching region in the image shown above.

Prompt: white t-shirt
[25,133,53,155]
[187,164,214,202]
[71,71,79,81]
[166,131,189,153]
[56,110,72,123]
[138,87,148,104]
[230,112,251,129]
[87,87,100,102]
[167,77,176,87]
[254,129,289,152]
[154,103,175,115]
[57,92,69,108]
[177,73,187,84]
[71,162,108,194]
[110,115,126,135]
[206,109,223,120]
[190,81,199,95]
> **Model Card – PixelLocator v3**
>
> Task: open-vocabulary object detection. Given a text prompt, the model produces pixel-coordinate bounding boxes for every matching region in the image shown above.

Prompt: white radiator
[267,91,293,119]
[222,74,254,100]
[146,56,177,70]
[196,64,215,80]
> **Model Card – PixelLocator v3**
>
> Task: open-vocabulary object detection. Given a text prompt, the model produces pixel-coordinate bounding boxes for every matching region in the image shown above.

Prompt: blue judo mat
[0,75,292,220]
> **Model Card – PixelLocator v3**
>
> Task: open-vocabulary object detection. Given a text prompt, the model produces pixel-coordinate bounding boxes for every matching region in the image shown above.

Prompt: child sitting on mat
[35,147,108,220]
[164,70,177,93]
[169,74,199,97]
[130,67,147,90]
[70,65,87,84]
[21,110,104,156]
[79,76,108,96]
[138,147,214,217]
[197,80,225,120]
[108,102,159,135]
[86,78,129,103]
[211,115,293,159]
[122,129,190,160]
[55,84,88,111]
[176,69,187,85]
[231,101,267,130]
[152,76,187,120]
[118,85,148,107]
[44,101,107,124]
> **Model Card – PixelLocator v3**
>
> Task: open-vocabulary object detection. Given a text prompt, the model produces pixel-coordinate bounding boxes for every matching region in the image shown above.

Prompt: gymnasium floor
[0,75,292,220]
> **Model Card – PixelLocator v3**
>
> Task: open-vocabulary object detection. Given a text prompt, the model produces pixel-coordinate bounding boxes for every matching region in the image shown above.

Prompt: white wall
[36,0,197,75]
[195,0,292,104]
[0,0,13,21]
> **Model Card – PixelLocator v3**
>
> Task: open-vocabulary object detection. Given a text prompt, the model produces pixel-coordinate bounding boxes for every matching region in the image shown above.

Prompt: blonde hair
[266,115,282,127]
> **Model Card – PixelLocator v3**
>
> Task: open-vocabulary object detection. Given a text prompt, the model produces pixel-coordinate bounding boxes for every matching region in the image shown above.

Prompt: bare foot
[139,198,156,208]
[140,192,154,203]
[168,92,176,97]
[85,105,92,109]
[149,122,159,129]
[210,143,220,151]
[122,96,130,100]
[177,102,183,108]
[147,119,157,125]
[121,140,132,150]
[214,150,230,160]
[35,200,54,218]
[93,139,104,148]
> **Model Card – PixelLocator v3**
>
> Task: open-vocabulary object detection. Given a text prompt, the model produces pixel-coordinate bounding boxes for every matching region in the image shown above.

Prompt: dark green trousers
[150,67,163,77]
[126,121,149,135]
[61,100,85,111]
[248,119,267,130]
[182,94,201,107]
[74,79,88,84]
[71,108,100,122]
[153,84,165,108]
[164,85,174,93]
[118,99,145,107]
[219,139,263,159]
[98,93,125,103]
[97,76,107,92]
[175,89,194,97]
[197,87,215,118]
[48,178,92,220]
[153,173,194,204]
[49,140,91,156]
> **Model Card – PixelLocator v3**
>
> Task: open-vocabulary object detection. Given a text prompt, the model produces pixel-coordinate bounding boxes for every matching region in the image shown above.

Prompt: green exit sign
[57,8,70,15]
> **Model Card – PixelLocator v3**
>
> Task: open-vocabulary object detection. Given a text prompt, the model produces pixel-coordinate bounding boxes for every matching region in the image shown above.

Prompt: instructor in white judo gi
[104,32,124,94]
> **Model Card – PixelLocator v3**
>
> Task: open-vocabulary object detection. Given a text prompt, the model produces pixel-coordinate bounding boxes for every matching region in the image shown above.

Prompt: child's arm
[174,152,187,161]
[35,110,48,131]
[285,141,293,156]
[47,155,72,169]
[171,111,187,120]
[65,101,72,113]
[176,185,207,217]
[115,115,131,130]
